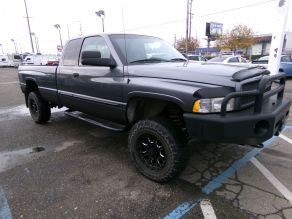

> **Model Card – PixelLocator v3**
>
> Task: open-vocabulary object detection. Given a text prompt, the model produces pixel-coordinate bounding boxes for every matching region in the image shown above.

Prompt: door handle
[73,73,79,78]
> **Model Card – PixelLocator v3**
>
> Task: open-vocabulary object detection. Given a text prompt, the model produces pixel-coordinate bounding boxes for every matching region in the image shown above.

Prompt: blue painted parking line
[0,186,12,219]
[162,125,292,218]
[202,136,276,194]
[163,200,201,219]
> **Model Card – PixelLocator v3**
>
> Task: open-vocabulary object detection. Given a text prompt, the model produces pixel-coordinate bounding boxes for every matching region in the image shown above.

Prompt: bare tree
[176,37,200,52]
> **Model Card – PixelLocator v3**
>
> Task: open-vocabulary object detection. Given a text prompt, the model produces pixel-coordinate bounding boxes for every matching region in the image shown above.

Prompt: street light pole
[95,10,105,32]
[0,44,4,54]
[54,24,63,48]
[31,33,40,54]
[23,0,35,54]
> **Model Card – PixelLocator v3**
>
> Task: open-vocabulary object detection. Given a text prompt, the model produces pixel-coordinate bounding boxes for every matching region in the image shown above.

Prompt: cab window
[80,36,111,65]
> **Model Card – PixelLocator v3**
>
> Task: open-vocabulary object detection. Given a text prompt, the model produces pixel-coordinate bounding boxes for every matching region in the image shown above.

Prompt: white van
[22,55,42,65]
[0,55,12,67]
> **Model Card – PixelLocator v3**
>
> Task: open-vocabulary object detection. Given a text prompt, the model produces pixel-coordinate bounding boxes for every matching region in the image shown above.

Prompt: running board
[64,111,126,132]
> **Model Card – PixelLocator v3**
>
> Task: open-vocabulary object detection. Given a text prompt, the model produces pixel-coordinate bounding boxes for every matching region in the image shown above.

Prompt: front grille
[239,80,272,108]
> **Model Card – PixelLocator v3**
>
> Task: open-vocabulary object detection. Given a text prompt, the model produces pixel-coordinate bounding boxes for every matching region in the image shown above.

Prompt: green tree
[215,24,256,51]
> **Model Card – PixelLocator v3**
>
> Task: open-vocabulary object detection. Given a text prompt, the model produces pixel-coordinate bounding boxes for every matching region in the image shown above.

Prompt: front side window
[80,36,111,65]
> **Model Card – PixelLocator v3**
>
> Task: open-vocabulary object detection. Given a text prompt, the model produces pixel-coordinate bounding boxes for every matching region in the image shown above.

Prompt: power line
[196,0,275,18]
[126,0,275,31]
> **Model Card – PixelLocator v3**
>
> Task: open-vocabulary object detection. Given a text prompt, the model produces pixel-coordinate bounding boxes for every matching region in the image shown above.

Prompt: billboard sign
[206,22,223,38]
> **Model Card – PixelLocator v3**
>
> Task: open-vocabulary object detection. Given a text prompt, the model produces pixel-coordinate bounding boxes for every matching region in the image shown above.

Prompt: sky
[0,0,291,54]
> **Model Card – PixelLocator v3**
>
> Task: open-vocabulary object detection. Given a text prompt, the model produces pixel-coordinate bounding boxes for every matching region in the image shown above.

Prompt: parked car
[186,54,208,63]
[18,33,290,182]
[0,55,12,67]
[207,55,251,67]
[252,55,292,77]
[0,54,21,67]
[47,57,59,66]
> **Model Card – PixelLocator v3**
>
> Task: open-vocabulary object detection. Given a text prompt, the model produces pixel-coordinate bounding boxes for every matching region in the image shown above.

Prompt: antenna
[122,7,129,81]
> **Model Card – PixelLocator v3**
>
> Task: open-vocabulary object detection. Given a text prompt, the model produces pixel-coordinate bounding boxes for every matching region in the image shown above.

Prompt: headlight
[193,97,235,113]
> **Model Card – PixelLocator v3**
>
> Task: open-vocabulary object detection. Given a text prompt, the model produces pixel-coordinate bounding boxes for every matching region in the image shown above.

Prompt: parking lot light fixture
[10,39,19,54]
[54,24,63,49]
[95,10,105,32]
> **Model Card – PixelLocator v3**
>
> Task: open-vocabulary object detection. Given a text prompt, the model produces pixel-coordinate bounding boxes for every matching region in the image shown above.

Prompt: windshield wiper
[170,58,187,62]
[129,58,169,64]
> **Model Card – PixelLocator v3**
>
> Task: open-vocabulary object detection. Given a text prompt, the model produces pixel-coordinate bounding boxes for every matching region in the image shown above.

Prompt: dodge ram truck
[18,33,291,182]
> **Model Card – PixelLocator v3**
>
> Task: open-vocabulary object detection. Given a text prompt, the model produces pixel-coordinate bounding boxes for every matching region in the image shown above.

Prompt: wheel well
[127,97,185,129]
[25,80,38,106]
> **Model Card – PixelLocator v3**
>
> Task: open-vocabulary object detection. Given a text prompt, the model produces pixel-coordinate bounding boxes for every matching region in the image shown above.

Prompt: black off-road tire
[27,91,51,124]
[128,117,188,182]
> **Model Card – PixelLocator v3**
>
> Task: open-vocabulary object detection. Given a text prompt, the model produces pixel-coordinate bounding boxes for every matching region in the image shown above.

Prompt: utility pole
[174,34,177,48]
[189,0,193,42]
[23,0,35,54]
[268,0,290,75]
[185,0,190,54]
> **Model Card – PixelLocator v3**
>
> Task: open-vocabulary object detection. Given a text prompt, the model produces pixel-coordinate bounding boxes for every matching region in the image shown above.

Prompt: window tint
[80,36,111,65]
[228,57,239,63]
[63,39,82,66]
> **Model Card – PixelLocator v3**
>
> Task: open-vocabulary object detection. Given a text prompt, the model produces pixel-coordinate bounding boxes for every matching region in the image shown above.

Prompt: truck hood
[127,62,268,87]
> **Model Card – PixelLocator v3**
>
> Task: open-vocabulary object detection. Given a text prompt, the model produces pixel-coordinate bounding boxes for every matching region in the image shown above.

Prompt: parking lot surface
[1,67,292,218]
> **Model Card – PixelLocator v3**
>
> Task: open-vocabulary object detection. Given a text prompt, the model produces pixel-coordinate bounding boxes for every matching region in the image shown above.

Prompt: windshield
[207,56,228,63]
[109,34,186,64]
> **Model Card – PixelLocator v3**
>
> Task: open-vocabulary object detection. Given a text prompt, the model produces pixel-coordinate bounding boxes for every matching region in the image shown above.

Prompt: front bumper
[184,73,291,145]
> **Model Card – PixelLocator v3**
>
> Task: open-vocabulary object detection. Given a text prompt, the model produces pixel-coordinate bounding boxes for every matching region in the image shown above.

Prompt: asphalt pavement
[1,67,292,219]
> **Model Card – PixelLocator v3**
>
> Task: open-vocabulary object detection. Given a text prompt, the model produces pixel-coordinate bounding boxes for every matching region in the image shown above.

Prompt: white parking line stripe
[200,200,217,219]
[251,157,292,205]
[0,81,18,85]
[279,134,292,145]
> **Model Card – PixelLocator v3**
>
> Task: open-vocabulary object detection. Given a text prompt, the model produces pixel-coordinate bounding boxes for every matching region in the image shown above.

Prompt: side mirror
[81,51,116,67]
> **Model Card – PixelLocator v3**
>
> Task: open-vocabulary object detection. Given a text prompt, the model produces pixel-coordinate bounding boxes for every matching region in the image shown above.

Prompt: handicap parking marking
[0,186,12,219]
[200,199,217,219]
[250,157,292,205]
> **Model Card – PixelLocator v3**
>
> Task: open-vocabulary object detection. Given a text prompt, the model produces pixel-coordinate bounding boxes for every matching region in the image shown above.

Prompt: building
[250,32,292,56]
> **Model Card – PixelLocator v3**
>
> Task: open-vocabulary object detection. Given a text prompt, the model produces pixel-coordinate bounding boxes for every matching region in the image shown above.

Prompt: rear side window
[63,39,82,66]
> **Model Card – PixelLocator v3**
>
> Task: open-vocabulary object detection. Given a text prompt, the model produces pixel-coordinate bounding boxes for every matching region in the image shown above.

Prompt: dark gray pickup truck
[18,33,291,182]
